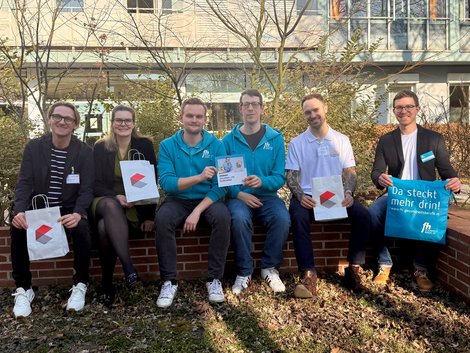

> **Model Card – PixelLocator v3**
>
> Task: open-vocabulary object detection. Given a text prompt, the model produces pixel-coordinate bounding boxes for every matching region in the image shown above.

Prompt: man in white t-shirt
[286,93,371,298]
[370,90,461,291]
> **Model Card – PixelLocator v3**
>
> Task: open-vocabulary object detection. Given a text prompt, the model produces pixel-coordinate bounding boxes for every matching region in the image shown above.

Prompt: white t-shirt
[401,129,419,180]
[286,126,356,195]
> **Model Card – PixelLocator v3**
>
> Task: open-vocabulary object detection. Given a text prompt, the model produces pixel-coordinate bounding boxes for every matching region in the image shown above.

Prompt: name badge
[420,151,435,163]
[66,174,80,184]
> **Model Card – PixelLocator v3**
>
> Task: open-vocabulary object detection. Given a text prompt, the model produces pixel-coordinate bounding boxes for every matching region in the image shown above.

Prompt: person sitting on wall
[155,97,231,308]
[10,101,93,318]
[92,105,157,307]
[286,93,371,298]
[222,89,290,295]
[369,90,461,291]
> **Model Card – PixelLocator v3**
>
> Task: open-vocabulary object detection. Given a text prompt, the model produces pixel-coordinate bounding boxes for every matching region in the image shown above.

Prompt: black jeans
[289,197,370,272]
[11,218,91,290]
[155,198,231,281]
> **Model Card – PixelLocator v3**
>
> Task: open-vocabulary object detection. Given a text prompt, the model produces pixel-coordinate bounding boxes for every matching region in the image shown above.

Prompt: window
[208,103,241,131]
[162,0,184,14]
[297,0,319,15]
[185,71,245,94]
[449,85,469,122]
[330,0,346,19]
[463,0,470,20]
[85,114,103,133]
[370,0,388,17]
[127,0,154,14]
[57,0,83,13]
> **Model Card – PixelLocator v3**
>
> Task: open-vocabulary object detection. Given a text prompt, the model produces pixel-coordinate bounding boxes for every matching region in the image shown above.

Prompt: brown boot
[343,265,364,292]
[294,270,318,299]
[414,269,434,292]
[373,265,391,285]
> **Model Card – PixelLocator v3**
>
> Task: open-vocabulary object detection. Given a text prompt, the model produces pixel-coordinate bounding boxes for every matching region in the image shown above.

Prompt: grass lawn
[1,270,469,353]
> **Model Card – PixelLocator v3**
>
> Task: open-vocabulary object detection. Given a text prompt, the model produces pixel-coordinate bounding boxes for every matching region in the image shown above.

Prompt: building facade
[1,0,469,135]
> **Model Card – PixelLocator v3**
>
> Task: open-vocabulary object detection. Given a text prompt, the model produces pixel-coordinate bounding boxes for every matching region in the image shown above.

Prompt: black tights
[95,197,136,289]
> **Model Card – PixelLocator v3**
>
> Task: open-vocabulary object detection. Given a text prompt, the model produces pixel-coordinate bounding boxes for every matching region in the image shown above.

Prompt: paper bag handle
[128,149,145,161]
[31,194,49,210]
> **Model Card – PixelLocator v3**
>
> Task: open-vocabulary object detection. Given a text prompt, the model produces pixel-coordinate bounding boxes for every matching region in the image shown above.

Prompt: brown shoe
[294,270,318,299]
[343,265,364,292]
[414,269,434,292]
[373,265,391,285]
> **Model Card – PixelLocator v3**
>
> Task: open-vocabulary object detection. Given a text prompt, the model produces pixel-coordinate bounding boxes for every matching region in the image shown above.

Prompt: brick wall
[0,222,353,287]
[437,208,470,302]
[1,208,469,305]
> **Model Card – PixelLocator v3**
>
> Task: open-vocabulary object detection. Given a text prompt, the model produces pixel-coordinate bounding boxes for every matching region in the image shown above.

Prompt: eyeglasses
[240,102,262,109]
[50,114,76,124]
[113,118,134,126]
[393,105,417,112]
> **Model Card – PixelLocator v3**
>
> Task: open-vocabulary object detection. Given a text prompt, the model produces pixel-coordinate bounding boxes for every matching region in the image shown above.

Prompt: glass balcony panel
[390,19,408,49]
[428,23,446,50]
[459,25,470,50]
[351,20,367,45]
[409,22,426,50]
[370,21,388,49]
[328,22,348,50]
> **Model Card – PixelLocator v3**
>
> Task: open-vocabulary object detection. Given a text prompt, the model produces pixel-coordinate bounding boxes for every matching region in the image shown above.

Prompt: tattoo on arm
[343,167,357,194]
[286,170,304,200]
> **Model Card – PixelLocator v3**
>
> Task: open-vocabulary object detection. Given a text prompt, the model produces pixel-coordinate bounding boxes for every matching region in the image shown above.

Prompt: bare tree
[204,0,322,123]
[0,0,109,132]
[105,1,205,106]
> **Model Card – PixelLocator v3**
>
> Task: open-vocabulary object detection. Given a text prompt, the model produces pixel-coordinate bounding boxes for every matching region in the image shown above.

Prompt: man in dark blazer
[370,90,461,291]
[10,102,93,318]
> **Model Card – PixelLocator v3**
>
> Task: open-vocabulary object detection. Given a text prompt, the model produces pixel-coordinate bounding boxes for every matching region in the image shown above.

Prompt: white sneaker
[157,281,178,308]
[66,282,87,312]
[12,287,35,318]
[261,267,285,293]
[232,275,251,295]
[206,279,225,303]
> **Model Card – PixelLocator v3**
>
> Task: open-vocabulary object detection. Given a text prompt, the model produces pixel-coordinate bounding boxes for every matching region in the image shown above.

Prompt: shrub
[0,114,28,226]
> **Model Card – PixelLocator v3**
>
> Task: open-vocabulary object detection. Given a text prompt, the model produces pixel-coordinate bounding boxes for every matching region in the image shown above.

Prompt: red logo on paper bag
[320,191,336,208]
[130,173,147,188]
[36,225,53,244]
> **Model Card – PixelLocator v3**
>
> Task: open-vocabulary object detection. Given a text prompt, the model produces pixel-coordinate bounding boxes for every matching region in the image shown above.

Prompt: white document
[311,175,348,221]
[120,160,160,203]
[216,155,248,187]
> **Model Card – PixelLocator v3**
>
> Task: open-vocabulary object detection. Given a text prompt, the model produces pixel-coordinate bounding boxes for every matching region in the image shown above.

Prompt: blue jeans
[290,197,370,272]
[227,196,290,276]
[369,195,393,266]
[369,194,440,271]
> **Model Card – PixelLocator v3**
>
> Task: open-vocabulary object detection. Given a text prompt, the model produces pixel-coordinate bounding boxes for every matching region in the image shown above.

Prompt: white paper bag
[25,195,69,261]
[311,175,348,221]
[120,160,159,203]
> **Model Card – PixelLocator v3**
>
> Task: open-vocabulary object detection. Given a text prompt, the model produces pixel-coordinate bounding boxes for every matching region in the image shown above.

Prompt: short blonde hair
[47,101,81,125]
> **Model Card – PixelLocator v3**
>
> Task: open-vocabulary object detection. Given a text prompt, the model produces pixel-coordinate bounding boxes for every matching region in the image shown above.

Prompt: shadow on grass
[210,300,285,353]
[178,279,284,353]
[320,270,470,352]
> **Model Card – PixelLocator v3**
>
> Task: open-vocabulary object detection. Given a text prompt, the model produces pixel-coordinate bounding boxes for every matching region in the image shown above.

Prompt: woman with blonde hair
[93,105,157,307]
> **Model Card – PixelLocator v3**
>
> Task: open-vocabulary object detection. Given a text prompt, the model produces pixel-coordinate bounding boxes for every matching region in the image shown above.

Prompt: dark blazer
[371,125,457,190]
[93,136,157,222]
[13,133,94,215]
